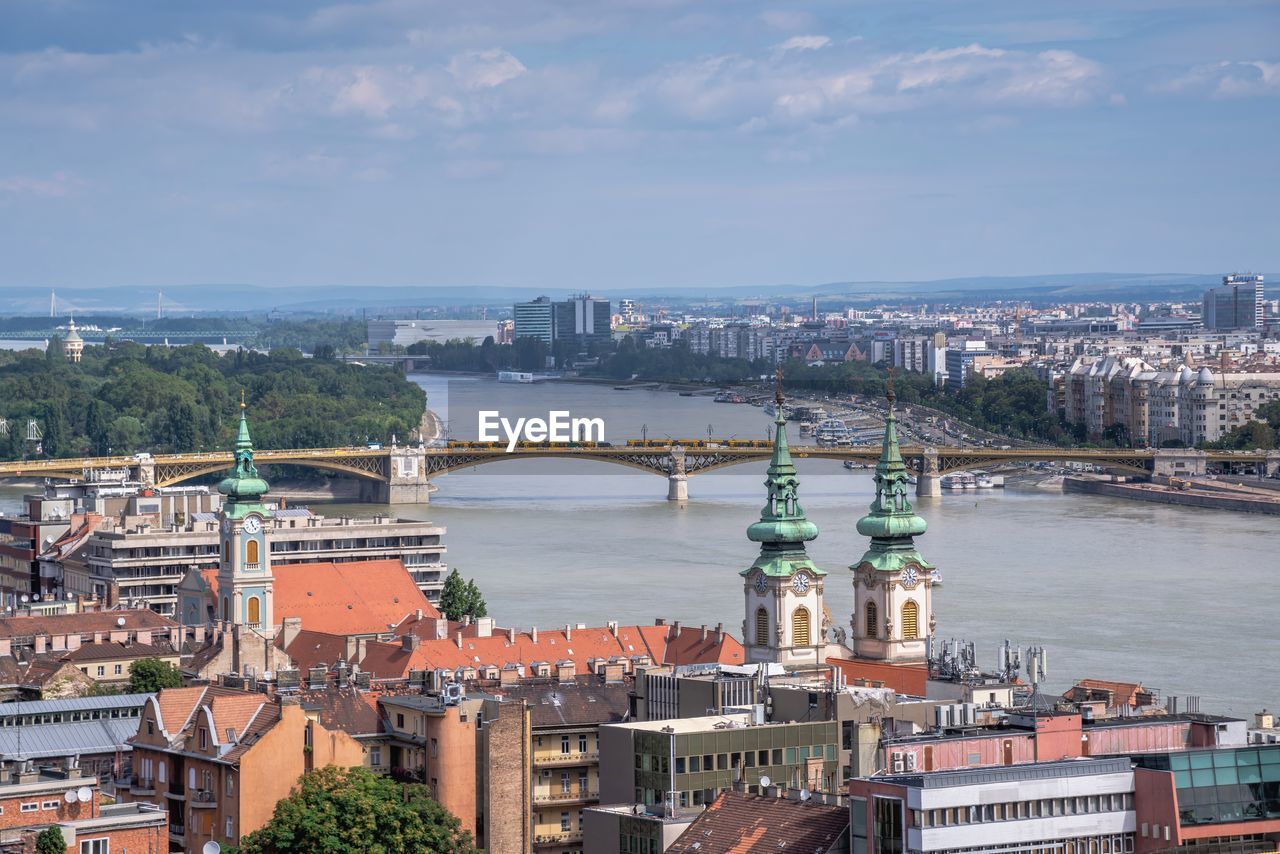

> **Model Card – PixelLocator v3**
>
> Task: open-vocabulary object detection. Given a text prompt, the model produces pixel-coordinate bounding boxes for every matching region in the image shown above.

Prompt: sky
[1,0,1277,292]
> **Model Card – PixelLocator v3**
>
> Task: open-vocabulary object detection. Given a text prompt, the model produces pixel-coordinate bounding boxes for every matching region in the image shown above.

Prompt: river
[3,372,1274,716]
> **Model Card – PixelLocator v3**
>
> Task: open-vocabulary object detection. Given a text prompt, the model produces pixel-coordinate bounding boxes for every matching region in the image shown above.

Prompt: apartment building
[56,506,447,616]
[124,685,364,853]
[0,766,167,853]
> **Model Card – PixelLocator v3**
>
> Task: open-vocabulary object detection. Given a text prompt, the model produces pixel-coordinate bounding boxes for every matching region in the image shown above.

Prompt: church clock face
[792,573,810,594]
[900,567,918,587]
[242,515,262,535]
[754,574,768,594]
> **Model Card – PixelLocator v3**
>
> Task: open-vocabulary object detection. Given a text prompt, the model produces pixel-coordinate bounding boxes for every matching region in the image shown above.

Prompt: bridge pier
[916,448,942,499]
[1152,449,1207,479]
[667,447,689,501]
[375,446,433,504]
[1263,451,1280,479]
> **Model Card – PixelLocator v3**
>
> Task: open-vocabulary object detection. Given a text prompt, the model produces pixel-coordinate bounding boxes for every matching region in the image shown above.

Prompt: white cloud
[776,35,831,53]
[0,171,84,198]
[1162,60,1280,98]
[446,48,527,90]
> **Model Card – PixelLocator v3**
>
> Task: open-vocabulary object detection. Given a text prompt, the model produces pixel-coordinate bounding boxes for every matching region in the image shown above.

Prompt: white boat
[813,418,853,446]
[497,371,534,383]
[941,473,977,490]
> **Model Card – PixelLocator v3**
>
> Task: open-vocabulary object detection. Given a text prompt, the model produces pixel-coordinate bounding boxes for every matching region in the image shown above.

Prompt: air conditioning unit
[905,753,918,771]
[891,752,904,773]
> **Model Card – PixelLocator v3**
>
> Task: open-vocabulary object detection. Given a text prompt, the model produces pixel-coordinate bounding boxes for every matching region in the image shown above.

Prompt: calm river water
[4,372,1275,716]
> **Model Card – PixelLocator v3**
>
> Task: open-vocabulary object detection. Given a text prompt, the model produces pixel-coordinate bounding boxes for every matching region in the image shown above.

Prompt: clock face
[754,574,768,594]
[901,567,919,587]
[242,516,262,535]
[792,573,810,594]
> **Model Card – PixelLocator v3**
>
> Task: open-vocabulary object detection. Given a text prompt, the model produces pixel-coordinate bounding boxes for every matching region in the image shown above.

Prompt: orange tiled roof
[155,686,209,736]
[0,609,176,639]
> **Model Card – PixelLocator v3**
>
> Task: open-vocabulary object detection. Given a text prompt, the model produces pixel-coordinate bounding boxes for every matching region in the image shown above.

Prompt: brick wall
[480,700,531,854]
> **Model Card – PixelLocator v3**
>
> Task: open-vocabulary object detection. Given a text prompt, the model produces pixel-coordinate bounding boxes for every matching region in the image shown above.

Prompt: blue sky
[1,0,1277,292]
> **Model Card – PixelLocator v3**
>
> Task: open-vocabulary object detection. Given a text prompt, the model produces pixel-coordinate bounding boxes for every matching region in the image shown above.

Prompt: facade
[598,714,840,814]
[515,297,556,345]
[124,685,365,853]
[0,693,149,785]
[1203,273,1264,330]
[0,769,167,853]
[367,318,495,349]
[741,384,828,668]
[850,757,1138,853]
[850,385,936,665]
[944,342,995,388]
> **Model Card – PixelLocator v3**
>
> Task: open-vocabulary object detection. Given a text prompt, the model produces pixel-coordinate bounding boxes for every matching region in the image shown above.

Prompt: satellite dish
[77,786,92,803]
[203,843,222,854]
[799,788,811,801]
[64,790,77,803]
[758,775,771,788]
[117,617,126,627]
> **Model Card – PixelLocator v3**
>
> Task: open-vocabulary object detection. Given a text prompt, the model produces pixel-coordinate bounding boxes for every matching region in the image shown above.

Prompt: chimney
[402,635,420,652]
[531,626,538,644]
[34,636,47,654]
[462,614,472,627]
[556,660,577,683]
[671,621,681,638]
[109,629,128,644]
[475,617,494,638]
[565,624,572,641]
[346,635,359,662]
[0,638,10,657]
[715,623,724,642]
[654,617,666,626]
[701,625,708,642]
[136,629,152,645]
[415,608,423,620]
[280,617,302,650]
[356,637,368,662]
[455,631,463,649]
[507,627,516,643]
[607,621,618,636]
[51,634,66,652]
[192,625,206,645]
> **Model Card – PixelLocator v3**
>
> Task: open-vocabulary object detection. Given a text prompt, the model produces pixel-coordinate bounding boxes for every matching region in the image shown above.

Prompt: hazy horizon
[2,1,1277,290]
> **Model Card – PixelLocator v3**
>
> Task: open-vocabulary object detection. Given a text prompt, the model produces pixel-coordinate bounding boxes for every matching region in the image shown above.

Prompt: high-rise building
[553,294,612,347]
[1202,273,1264,330]
[513,296,555,344]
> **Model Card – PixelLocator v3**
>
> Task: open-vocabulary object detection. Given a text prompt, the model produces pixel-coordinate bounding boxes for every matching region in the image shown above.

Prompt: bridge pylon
[916,447,942,498]
[374,445,432,504]
[667,446,689,501]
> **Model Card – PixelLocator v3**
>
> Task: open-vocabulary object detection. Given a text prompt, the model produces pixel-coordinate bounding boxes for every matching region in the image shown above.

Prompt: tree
[35,827,65,854]
[238,766,478,854]
[438,569,468,621]
[463,579,487,619]
[106,415,145,453]
[128,658,185,693]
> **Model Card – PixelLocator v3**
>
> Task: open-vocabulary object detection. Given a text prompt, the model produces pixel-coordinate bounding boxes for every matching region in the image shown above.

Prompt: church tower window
[246,539,259,565]
[792,607,811,647]
[247,597,261,627]
[865,600,878,638]
[901,601,919,640]
[755,608,769,646]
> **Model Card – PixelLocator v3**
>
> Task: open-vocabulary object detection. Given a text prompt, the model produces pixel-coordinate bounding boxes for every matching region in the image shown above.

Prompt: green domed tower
[218,400,270,520]
[851,376,936,663]
[215,399,274,633]
[741,371,827,666]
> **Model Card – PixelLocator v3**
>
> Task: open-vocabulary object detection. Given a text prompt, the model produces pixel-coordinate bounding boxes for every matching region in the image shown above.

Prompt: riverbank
[1063,476,1280,515]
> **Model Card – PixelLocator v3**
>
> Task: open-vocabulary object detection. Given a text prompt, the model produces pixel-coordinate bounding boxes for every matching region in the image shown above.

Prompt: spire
[219,398,269,511]
[856,373,928,547]
[747,369,818,550]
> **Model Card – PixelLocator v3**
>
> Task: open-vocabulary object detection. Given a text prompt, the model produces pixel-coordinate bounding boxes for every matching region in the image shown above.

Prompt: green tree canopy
[438,569,487,622]
[237,766,478,854]
[128,658,185,693]
[35,827,65,854]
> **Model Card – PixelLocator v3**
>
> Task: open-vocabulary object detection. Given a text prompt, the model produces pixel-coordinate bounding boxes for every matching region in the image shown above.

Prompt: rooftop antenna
[1025,645,1048,760]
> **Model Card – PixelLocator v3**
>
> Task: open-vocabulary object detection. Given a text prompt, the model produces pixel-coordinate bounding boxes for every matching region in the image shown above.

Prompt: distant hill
[2,272,1258,315]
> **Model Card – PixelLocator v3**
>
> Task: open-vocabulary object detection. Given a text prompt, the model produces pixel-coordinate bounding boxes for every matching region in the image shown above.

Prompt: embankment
[1063,476,1280,515]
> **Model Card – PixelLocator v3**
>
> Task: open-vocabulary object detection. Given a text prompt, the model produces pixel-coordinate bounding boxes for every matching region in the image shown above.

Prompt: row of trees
[0,342,425,459]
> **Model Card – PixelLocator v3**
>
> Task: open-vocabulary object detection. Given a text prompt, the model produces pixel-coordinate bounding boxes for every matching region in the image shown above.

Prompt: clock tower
[215,400,274,634]
[851,377,936,663]
[741,372,827,667]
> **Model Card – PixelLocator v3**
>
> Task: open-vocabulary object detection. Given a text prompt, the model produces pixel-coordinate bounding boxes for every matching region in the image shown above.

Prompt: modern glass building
[1132,744,1280,826]
[1202,274,1264,330]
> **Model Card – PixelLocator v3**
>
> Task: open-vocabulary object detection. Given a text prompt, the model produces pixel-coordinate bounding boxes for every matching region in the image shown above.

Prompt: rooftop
[666,791,849,854]
[872,756,1133,789]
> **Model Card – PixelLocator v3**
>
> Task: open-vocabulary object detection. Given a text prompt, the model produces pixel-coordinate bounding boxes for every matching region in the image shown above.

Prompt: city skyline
[2,0,1278,290]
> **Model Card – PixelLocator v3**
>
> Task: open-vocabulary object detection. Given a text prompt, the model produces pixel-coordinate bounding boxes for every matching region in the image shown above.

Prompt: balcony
[130,778,156,795]
[169,824,185,843]
[535,750,599,768]
[533,789,598,805]
[534,830,584,848]
[191,790,217,808]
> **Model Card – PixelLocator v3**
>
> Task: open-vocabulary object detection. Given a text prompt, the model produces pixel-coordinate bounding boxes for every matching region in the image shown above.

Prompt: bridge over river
[1,444,1275,503]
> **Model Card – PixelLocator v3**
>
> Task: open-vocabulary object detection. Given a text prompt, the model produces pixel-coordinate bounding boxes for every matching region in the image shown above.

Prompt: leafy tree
[463,579,488,619]
[238,766,478,854]
[128,658,185,693]
[107,416,146,453]
[438,569,468,621]
[35,827,65,854]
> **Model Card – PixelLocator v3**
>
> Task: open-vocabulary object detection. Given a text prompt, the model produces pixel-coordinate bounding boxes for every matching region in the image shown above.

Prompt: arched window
[246,539,259,565]
[792,607,811,647]
[222,540,229,563]
[755,608,769,646]
[901,600,919,640]
[222,598,229,622]
[247,597,261,627]
[865,600,878,638]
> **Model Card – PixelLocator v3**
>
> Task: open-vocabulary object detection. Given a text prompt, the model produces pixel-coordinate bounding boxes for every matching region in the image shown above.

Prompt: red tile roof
[204,559,441,636]
[0,609,176,639]
[827,656,928,696]
[667,791,849,853]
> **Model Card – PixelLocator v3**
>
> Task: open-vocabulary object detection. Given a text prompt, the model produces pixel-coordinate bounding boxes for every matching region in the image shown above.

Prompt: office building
[1203,273,1264,330]
[367,319,497,350]
[515,296,556,345]
[554,294,612,348]
[944,341,997,388]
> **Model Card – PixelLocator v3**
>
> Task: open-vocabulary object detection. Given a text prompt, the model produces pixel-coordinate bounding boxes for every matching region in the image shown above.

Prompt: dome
[748,516,819,545]
[63,320,82,343]
[1197,366,1214,385]
[857,510,927,540]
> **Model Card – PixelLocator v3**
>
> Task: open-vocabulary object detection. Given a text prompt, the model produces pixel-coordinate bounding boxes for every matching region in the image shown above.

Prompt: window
[114,664,122,675]
[430,737,438,757]
[199,728,208,749]
[226,817,235,839]
[370,747,382,766]
[226,774,235,796]
[97,665,105,676]
[579,734,588,753]
[158,761,166,784]
[396,713,405,729]
[247,597,261,626]
[561,772,571,793]
[561,735,571,754]
[901,600,919,640]
[246,539,259,564]
[560,811,571,832]
[42,800,61,809]
[755,607,769,646]
[792,607,811,647]
[80,841,109,854]
[865,600,878,637]
[20,803,38,813]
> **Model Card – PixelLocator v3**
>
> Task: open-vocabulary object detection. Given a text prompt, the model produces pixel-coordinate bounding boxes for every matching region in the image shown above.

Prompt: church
[741,375,938,689]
